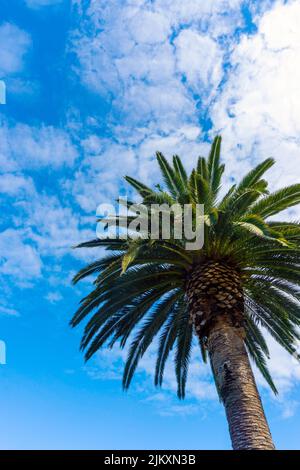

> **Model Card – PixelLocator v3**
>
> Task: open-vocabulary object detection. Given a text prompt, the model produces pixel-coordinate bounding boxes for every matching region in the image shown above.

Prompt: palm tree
[71,136,300,450]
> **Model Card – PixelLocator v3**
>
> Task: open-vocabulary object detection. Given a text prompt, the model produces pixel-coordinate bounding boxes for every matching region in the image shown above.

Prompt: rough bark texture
[186,261,275,450]
[186,261,245,339]
[207,316,275,450]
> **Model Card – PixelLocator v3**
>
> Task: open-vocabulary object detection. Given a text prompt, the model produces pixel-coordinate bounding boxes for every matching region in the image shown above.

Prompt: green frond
[116,288,174,349]
[245,341,277,395]
[74,238,126,249]
[124,176,153,198]
[229,185,267,216]
[72,264,183,328]
[199,338,208,363]
[122,290,182,390]
[175,309,193,399]
[143,191,175,206]
[173,155,188,186]
[72,252,122,284]
[236,158,274,193]
[197,156,209,181]
[155,298,186,387]
[83,288,167,356]
[156,151,182,198]
[218,184,236,210]
[121,240,142,273]
[188,169,211,206]
[233,215,289,246]
[207,136,222,189]
[245,295,300,359]
[250,184,300,218]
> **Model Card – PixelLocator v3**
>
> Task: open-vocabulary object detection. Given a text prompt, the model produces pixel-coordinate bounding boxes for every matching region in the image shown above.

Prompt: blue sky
[1,0,300,450]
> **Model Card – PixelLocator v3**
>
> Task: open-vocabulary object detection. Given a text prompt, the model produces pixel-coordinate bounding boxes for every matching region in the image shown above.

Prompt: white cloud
[0,23,31,76]
[174,30,223,93]
[45,291,63,303]
[0,229,42,283]
[66,126,210,213]
[135,128,208,185]
[25,0,63,8]
[66,137,137,212]
[0,119,78,170]
[257,334,300,396]
[158,404,200,417]
[0,188,94,287]
[115,42,175,85]
[211,0,300,192]
[71,0,300,210]
[7,77,40,97]
[85,339,217,417]
[71,0,245,131]
[253,332,300,418]
[0,173,35,196]
[118,81,195,128]
[20,194,93,258]
[69,0,255,209]
[154,0,243,26]
[0,305,20,317]
[127,10,171,45]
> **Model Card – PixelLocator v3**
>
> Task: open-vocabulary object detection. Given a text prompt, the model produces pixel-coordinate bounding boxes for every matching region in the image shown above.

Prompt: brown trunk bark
[207,316,275,450]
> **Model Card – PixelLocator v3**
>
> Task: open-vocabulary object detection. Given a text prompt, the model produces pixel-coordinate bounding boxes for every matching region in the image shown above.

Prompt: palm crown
[71,136,300,399]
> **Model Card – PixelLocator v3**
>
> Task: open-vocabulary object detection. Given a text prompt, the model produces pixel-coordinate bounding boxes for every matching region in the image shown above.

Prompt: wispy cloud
[71,0,244,131]
[0,22,31,76]
[0,229,42,284]
[211,0,300,203]
[67,0,266,209]
[0,118,78,170]
[0,173,35,197]
[84,340,217,416]
[255,332,300,418]
[25,0,63,8]
[45,291,63,304]
[0,304,20,317]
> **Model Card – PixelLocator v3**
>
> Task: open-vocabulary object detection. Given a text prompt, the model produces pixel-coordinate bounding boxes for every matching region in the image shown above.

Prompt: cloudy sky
[1,0,300,450]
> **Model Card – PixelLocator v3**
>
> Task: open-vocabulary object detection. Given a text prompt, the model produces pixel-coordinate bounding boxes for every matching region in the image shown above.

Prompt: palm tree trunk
[207,316,275,450]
